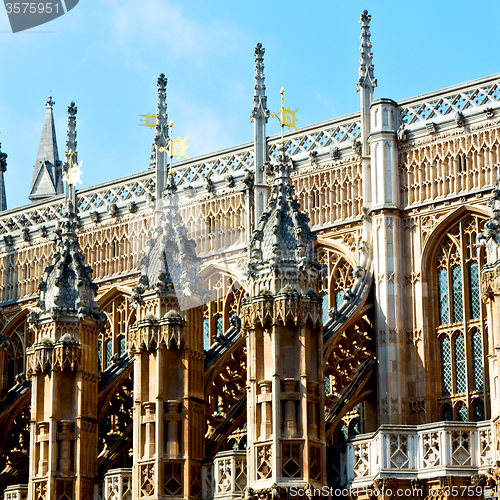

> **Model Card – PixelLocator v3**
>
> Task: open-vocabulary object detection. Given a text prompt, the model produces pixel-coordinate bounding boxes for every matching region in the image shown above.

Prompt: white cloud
[103,0,244,63]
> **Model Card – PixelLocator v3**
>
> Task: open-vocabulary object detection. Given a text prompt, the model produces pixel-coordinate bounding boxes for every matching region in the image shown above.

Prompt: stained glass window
[437,269,449,325]
[203,318,210,350]
[454,334,466,393]
[440,337,452,396]
[336,290,344,310]
[452,267,463,323]
[98,341,102,371]
[442,404,453,421]
[473,399,485,422]
[456,402,468,422]
[472,330,484,391]
[469,263,480,320]
[322,294,329,324]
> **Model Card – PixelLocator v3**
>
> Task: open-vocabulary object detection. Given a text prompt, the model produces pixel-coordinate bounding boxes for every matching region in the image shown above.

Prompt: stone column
[369,98,406,425]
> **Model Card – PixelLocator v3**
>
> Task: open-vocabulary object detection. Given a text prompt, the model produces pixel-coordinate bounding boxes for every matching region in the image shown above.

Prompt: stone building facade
[0,9,499,500]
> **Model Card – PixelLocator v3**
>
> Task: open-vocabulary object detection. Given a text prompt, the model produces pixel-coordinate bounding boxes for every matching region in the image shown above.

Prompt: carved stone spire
[133,173,206,309]
[29,94,63,202]
[0,142,7,211]
[356,10,377,92]
[251,43,271,232]
[65,101,77,163]
[250,43,269,122]
[34,205,99,318]
[246,143,322,296]
[151,74,170,209]
[63,102,78,205]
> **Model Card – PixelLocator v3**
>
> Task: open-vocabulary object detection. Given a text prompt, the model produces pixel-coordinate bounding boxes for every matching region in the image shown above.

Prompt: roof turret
[29,95,63,201]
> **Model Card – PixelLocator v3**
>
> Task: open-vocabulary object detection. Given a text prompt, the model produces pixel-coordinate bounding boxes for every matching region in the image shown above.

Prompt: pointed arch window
[456,402,468,422]
[434,216,488,422]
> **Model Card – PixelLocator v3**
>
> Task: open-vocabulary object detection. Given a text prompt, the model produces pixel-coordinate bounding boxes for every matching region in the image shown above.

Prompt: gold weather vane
[158,121,189,160]
[139,114,157,128]
[62,150,82,186]
[272,87,298,136]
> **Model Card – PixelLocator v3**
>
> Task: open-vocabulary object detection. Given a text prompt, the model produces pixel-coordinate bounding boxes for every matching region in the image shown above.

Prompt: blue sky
[0,0,498,210]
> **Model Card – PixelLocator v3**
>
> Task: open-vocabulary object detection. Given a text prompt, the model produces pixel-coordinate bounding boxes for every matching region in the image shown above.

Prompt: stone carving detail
[422,432,440,467]
[140,463,155,497]
[256,444,272,480]
[206,343,246,434]
[324,318,373,398]
[399,127,500,208]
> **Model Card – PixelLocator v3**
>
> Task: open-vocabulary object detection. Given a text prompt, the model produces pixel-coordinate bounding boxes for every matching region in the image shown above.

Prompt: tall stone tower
[128,173,207,499]
[242,144,326,495]
[25,202,103,500]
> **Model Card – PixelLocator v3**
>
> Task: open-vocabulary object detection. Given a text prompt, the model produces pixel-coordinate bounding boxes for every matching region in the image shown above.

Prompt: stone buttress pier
[241,144,326,497]
[128,175,207,500]
[26,205,103,500]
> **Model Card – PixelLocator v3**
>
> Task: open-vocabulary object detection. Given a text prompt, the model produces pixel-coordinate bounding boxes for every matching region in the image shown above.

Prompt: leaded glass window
[203,318,210,350]
[440,337,452,396]
[454,334,466,393]
[106,340,113,367]
[456,402,468,422]
[452,267,463,323]
[469,263,480,320]
[473,399,485,422]
[434,216,487,422]
[119,337,126,356]
[437,269,449,325]
[216,316,223,336]
[324,376,331,395]
[322,294,329,324]
[472,330,484,391]
[98,341,102,371]
[336,290,345,310]
[442,404,453,421]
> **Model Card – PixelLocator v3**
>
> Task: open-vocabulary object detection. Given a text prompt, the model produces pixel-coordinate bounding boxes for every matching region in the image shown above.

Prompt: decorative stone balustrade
[213,451,247,500]
[103,468,132,500]
[345,421,493,488]
[3,485,27,500]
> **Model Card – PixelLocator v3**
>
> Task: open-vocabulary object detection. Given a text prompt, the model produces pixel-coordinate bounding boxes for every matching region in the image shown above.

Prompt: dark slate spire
[133,174,207,308]
[247,144,322,295]
[0,143,7,211]
[29,95,63,202]
[35,204,100,319]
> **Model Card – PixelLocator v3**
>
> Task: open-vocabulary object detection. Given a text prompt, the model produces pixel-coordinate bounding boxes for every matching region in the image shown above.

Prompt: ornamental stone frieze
[26,333,81,374]
[128,309,186,353]
[241,288,322,329]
